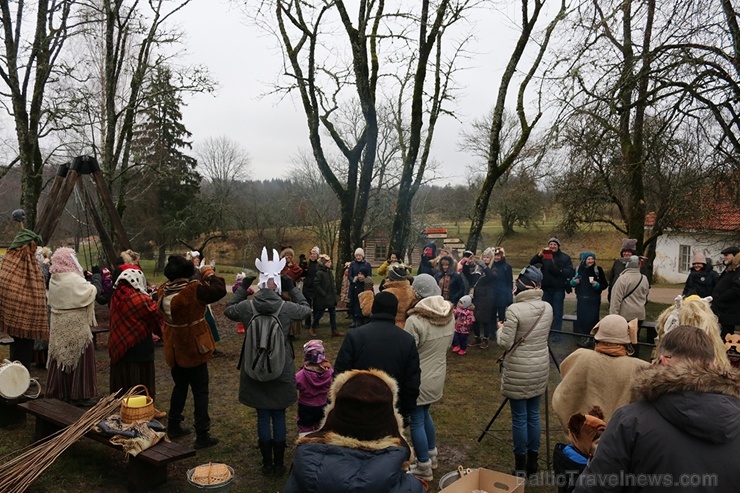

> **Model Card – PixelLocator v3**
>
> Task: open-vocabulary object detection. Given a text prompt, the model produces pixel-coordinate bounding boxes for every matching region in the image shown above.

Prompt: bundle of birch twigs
[0,393,121,493]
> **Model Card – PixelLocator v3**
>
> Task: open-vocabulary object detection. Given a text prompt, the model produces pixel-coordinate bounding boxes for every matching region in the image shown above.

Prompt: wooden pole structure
[77,180,118,268]
[35,162,70,237]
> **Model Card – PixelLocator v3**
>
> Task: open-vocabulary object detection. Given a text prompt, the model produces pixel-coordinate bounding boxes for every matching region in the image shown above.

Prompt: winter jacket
[404,296,455,406]
[497,289,553,400]
[553,443,588,493]
[454,307,475,334]
[682,264,719,298]
[551,348,649,431]
[296,366,333,407]
[473,264,498,323]
[491,259,514,307]
[224,285,311,409]
[417,242,437,276]
[571,264,608,300]
[312,265,337,311]
[530,250,575,292]
[381,279,417,328]
[334,313,421,417]
[157,275,226,369]
[608,268,649,321]
[434,257,465,304]
[711,254,740,326]
[574,363,740,493]
[302,259,319,299]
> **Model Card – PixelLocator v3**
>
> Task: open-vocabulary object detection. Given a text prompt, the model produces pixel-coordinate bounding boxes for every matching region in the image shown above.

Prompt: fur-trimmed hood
[632,363,740,443]
[406,295,454,326]
[725,253,740,272]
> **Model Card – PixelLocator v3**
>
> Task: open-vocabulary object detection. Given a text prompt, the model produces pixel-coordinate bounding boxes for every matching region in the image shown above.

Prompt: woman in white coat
[497,265,553,478]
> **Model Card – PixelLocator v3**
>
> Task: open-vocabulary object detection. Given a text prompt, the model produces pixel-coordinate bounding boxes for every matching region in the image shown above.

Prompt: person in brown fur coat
[380,264,416,329]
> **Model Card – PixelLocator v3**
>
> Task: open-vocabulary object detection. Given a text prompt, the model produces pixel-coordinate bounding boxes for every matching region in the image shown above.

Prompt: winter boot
[526,450,539,477]
[258,439,273,476]
[480,337,490,349]
[513,453,527,478]
[273,440,287,476]
[166,421,191,439]
[193,431,219,449]
[409,459,433,481]
[428,447,439,470]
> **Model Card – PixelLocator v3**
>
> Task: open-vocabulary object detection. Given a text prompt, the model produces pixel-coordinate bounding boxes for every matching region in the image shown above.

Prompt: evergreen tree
[131,65,201,267]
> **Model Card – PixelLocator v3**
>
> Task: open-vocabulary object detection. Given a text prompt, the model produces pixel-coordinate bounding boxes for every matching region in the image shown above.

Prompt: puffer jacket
[312,265,337,311]
[497,289,553,400]
[224,285,311,409]
[574,363,740,493]
[711,254,740,326]
[608,267,649,321]
[404,296,455,405]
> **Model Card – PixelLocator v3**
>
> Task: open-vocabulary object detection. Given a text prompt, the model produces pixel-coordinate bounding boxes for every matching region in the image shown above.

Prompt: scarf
[159,279,192,324]
[109,283,159,364]
[438,275,451,301]
[9,228,42,249]
[47,272,97,370]
[594,342,629,357]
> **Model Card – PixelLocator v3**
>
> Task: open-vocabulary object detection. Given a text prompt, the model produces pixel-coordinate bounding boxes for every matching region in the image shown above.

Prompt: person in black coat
[491,247,514,323]
[301,247,320,329]
[570,252,608,347]
[334,291,421,420]
[434,255,464,305]
[311,255,342,337]
[682,251,719,299]
[711,246,740,339]
[530,237,574,341]
[473,248,499,349]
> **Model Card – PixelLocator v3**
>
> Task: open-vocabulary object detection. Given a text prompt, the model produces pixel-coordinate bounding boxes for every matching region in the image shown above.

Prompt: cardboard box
[439,468,525,493]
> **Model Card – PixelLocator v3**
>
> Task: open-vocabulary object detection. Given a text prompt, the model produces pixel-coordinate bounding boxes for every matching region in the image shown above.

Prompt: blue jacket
[491,259,514,306]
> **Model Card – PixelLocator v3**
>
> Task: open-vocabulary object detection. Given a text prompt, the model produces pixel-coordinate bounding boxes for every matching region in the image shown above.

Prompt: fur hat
[388,263,409,281]
[164,255,195,281]
[458,295,473,309]
[567,406,607,456]
[691,251,707,265]
[50,247,83,276]
[494,246,505,257]
[412,273,441,298]
[280,247,295,258]
[721,246,739,255]
[354,247,365,258]
[372,291,398,317]
[548,237,561,247]
[620,238,637,254]
[303,339,326,364]
[590,314,637,345]
[11,209,25,223]
[518,265,543,287]
[317,369,405,444]
[318,254,332,266]
[626,256,640,269]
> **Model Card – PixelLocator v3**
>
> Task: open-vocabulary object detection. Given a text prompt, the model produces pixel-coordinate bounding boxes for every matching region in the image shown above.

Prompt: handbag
[497,307,546,372]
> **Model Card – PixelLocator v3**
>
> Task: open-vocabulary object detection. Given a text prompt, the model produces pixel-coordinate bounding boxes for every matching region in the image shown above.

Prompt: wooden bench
[91,325,109,348]
[18,398,195,491]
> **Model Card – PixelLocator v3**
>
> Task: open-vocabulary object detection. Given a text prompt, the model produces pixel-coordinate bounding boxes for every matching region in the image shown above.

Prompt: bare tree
[465,0,567,252]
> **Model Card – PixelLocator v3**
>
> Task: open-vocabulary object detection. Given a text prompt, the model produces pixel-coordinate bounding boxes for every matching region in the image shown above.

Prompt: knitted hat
[303,339,326,364]
[311,246,320,255]
[164,255,195,281]
[412,273,441,298]
[11,209,26,223]
[482,247,495,259]
[548,237,561,247]
[518,265,543,287]
[388,263,409,281]
[372,291,398,317]
[579,251,596,264]
[721,246,739,255]
[50,247,83,276]
[317,369,405,444]
[462,250,474,258]
[354,247,365,258]
[280,247,295,258]
[458,295,473,309]
[691,251,707,265]
[626,256,640,269]
[590,314,636,345]
[620,238,638,254]
[363,277,375,288]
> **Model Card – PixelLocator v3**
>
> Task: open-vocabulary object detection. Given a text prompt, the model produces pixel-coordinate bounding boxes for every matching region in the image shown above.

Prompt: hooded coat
[574,363,740,493]
[711,254,740,326]
[283,370,424,493]
[404,296,455,405]
[433,255,465,304]
[417,242,437,275]
[224,285,311,409]
[497,289,553,400]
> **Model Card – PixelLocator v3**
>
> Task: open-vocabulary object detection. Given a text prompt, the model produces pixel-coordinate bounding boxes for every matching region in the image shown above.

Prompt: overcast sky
[176,1,542,185]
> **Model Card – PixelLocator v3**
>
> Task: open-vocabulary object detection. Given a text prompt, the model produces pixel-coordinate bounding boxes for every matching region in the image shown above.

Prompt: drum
[0,359,40,400]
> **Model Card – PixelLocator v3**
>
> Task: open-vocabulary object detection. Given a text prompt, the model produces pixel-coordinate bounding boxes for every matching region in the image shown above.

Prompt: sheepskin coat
[382,279,417,328]
[574,363,740,493]
[552,348,650,430]
[404,296,455,405]
[608,267,650,321]
[497,289,553,400]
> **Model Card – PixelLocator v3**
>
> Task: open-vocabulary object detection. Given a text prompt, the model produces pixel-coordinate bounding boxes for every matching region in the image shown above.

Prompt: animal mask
[255,247,285,294]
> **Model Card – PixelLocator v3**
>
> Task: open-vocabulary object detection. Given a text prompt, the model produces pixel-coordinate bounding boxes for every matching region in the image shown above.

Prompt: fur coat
[382,280,417,328]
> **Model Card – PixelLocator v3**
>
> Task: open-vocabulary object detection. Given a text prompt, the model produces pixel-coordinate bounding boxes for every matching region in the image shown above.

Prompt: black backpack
[238,300,288,382]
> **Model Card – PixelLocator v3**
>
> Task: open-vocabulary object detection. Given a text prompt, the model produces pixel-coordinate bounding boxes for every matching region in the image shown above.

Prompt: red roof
[645,203,740,232]
[423,228,447,234]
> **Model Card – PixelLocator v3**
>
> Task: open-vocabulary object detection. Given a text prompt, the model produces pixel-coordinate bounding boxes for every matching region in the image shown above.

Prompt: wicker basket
[120,384,155,424]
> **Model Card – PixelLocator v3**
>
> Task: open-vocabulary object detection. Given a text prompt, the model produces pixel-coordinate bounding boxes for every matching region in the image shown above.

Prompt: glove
[281,274,296,292]
[91,265,102,275]
[242,275,256,289]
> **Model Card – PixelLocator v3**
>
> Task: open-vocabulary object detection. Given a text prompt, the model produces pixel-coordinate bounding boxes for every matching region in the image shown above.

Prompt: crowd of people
[1,213,738,492]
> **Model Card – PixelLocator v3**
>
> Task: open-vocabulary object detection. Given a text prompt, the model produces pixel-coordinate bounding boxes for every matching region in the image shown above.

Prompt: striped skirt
[109,360,157,399]
[46,341,97,401]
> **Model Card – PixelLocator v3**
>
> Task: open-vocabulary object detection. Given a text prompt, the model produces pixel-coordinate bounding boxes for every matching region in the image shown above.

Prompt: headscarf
[115,268,148,295]
[50,247,83,276]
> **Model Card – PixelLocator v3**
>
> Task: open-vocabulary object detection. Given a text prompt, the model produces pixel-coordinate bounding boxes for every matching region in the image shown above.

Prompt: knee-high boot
[258,439,273,476]
[273,440,287,476]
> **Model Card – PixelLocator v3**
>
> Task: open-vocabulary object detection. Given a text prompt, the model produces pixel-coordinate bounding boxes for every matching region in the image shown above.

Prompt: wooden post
[89,171,131,251]
[35,163,70,239]
[35,169,80,243]
[77,181,118,268]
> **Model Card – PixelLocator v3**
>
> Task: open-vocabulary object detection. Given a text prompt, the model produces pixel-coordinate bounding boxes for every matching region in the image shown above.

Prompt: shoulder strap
[622,276,644,301]
[497,306,547,365]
